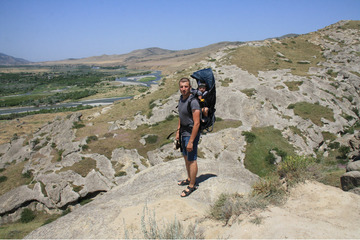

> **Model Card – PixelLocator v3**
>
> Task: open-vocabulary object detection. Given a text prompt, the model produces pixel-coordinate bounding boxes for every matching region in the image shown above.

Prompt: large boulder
[0,183,54,216]
[346,160,360,172]
[341,171,360,191]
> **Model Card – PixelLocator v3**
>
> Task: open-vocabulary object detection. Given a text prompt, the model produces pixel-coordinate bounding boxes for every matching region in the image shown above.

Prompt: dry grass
[55,157,97,177]
[229,34,324,76]
[289,101,335,126]
[0,211,63,239]
[210,155,321,225]
[0,112,71,145]
[284,81,303,91]
[0,161,32,196]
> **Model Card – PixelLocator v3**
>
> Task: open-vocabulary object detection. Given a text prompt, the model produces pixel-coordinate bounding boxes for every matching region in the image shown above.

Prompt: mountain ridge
[0,53,31,65]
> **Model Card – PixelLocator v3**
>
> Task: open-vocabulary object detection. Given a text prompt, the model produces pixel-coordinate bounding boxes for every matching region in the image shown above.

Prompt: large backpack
[189,68,216,133]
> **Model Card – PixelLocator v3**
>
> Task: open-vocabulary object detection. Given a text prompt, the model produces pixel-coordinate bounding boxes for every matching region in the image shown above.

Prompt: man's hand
[186,141,193,152]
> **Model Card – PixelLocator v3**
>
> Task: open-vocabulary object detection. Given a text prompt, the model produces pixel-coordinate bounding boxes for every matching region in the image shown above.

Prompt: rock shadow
[196,173,217,185]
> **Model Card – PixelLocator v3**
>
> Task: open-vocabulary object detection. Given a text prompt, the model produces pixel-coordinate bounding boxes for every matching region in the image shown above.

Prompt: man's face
[179,81,191,97]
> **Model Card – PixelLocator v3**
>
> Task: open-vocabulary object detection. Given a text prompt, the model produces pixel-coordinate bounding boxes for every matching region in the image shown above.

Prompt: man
[176,77,201,197]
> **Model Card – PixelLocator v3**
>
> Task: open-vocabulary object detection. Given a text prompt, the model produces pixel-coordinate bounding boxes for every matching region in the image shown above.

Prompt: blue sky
[1,0,359,62]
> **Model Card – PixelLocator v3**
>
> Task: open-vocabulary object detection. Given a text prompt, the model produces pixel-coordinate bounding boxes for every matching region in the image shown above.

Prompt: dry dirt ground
[224,181,360,239]
[94,181,360,239]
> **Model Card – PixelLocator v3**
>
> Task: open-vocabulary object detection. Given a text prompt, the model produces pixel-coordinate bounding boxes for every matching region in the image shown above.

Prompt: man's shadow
[196,173,217,185]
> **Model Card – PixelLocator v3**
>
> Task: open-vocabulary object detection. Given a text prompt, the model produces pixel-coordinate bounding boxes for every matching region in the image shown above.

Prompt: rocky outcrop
[341,171,360,192]
[25,156,258,239]
[0,112,252,223]
[0,112,151,223]
[341,152,360,193]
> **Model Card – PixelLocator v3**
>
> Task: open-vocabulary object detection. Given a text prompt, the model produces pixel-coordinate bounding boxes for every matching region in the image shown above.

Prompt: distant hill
[0,53,31,65]
[265,33,300,40]
[38,42,243,73]
[276,33,300,39]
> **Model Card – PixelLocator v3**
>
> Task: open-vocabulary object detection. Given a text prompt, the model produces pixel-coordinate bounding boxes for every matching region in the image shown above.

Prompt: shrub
[251,175,286,205]
[242,131,256,143]
[56,149,64,162]
[210,154,319,225]
[115,171,127,177]
[241,88,256,97]
[210,192,268,224]
[338,145,350,159]
[0,175,8,183]
[276,155,315,186]
[166,115,175,121]
[145,135,158,144]
[81,145,89,151]
[141,206,204,239]
[352,107,359,117]
[86,135,98,144]
[22,170,32,179]
[265,151,276,164]
[73,121,85,129]
[328,141,340,149]
[273,147,287,158]
[20,209,36,223]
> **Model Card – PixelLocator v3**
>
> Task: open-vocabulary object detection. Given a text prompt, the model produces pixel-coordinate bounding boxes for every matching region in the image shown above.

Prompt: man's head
[179,78,191,98]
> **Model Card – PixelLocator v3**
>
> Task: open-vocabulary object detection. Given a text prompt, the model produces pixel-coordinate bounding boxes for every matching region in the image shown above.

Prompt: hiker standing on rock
[176,77,201,197]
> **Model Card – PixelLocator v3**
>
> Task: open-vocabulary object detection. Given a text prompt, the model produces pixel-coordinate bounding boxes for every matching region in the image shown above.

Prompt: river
[0,71,161,115]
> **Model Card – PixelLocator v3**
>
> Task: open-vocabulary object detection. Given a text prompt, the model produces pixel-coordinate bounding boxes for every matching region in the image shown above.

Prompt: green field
[0,66,156,118]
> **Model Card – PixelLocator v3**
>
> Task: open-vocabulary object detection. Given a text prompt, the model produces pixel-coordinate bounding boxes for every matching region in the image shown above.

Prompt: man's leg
[180,135,199,197]
[181,158,198,197]
[187,159,198,187]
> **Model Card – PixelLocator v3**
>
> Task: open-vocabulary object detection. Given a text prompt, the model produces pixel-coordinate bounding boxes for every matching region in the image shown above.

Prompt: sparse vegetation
[210,154,323,224]
[144,134,158,144]
[140,205,204,239]
[219,77,233,87]
[242,131,256,143]
[0,161,33,196]
[241,88,256,97]
[287,102,335,126]
[244,126,296,177]
[73,121,86,129]
[0,175,8,183]
[56,157,97,177]
[284,81,303,91]
[229,35,324,76]
[20,209,36,223]
[0,210,65,239]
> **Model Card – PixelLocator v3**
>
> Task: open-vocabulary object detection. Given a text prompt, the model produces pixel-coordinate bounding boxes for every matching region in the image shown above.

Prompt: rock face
[25,156,258,239]
[341,153,360,193]
[0,112,149,223]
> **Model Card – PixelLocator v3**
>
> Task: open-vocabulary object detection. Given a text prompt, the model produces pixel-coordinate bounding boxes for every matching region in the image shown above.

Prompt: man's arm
[186,109,200,152]
[176,118,181,140]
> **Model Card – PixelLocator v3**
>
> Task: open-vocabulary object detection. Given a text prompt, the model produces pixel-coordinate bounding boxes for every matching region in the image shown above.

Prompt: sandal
[178,179,190,186]
[181,186,197,197]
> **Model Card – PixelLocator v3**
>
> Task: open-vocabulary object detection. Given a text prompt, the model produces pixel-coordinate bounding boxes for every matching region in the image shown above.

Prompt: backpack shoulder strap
[187,94,199,115]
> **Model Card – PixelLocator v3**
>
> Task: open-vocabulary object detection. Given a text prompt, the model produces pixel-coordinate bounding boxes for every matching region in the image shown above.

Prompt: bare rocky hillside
[1,20,360,238]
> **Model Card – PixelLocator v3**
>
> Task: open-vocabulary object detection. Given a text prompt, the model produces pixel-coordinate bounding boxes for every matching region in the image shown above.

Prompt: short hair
[179,77,191,86]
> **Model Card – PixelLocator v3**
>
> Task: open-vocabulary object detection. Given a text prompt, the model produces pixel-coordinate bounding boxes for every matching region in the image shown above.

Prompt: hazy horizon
[1,0,360,62]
